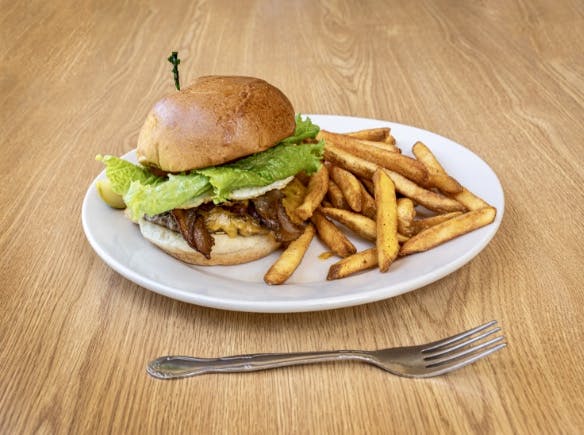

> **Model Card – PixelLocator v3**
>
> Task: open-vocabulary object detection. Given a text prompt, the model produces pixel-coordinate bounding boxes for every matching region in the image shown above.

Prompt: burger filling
[96,115,323,259]
[144,189,303,259]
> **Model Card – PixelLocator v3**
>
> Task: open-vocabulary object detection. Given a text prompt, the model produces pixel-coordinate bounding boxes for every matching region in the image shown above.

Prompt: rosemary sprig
[167,51,181,90]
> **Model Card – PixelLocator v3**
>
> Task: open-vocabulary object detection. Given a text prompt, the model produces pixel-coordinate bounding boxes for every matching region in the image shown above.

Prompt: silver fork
[147,320,506,379]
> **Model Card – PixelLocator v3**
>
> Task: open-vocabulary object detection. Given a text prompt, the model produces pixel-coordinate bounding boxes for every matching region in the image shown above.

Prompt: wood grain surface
[1,0,583,433]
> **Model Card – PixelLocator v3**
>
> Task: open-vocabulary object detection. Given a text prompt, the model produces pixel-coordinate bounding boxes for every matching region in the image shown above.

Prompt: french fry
[264,224,316,285]
[356,138,401,154]
[346,127,398,147]
[327,248,378,280]
[397,233,410,243]
[329,166,362,212]
[396,197,416,237]
[412,141,447,172]
[360,178,375,196]
[319,130,428,185]
[346,127,390,142]
[324,144,378,179]
[384,169,466,213]
[400,207,496,256]
[412,211,463,235]
[373,170,399,272]
[311,210,356,258]
[452,189,490,211]
[431,172,465,195]
[324,145,465,213]
[321,206,408,244]
[384,134,396,145]
[412,141,462,194]
[259,122,498,283]
[412,141,490,209]
[295,165,329,221]
[326,179,350,209]
[320,207,377,241]
[359,182,377,220]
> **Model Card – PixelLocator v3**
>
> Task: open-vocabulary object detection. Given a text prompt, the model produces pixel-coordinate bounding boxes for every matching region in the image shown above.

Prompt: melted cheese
[177,176,303,236]
[204,208,266,238]
[281,178,307,224]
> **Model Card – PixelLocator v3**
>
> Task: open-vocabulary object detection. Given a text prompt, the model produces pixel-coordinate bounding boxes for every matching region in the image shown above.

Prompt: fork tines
[421,320,506,373]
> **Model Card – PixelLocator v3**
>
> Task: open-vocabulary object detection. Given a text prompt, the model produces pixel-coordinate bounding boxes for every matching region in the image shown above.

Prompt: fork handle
[147,350,372,379]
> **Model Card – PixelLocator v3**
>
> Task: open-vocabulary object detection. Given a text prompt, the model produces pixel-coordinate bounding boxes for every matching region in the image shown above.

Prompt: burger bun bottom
[139,219,281,266]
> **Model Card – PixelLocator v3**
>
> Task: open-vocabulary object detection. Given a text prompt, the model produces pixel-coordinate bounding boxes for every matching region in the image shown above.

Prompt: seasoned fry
[412,141,447,172]
[400,207,496,256]
[373,170,399,272]
[261,125,498,282]
[320,130,428,185]
[412,211,463,235]
[320,207,377,241]
[412,141,490,209]
[321,206,408,244]
[264,224,316,285]
[412,141,462,194]
[346,127,390,142]
[327,179,349,209]
[360,178,375,196]
[452,189,490,211]
[327,248,378,280]
[356,138,401,154]
[384,169,466,213]
[397,233,410,243]
[311,210,356,258]
[324,144,378,179]
[324,145,465,213]
[295,165,329,221]
[385,169,466,213]
[384,134,396,145]
[329,166,362,212]
[344,127,398,145]
[359,182,377,220]
[432,172,465,195]
[396,197,416,237]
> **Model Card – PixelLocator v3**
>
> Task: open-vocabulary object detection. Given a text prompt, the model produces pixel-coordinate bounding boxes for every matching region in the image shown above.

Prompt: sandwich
[96,75,323,265]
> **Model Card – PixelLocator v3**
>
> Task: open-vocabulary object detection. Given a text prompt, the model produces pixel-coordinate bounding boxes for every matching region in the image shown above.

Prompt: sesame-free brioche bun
[136,76,296,172]
[139,219,281,266]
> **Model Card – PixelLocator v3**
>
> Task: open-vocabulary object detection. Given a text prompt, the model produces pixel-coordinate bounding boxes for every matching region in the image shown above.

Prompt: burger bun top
[136,76,296,172]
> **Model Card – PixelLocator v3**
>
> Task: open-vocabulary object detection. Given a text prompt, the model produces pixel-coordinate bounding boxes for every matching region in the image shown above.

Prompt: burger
[96,76,323,265]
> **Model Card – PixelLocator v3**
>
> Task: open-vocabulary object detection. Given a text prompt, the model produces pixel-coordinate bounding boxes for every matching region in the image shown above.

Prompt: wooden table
[2,0,583,433]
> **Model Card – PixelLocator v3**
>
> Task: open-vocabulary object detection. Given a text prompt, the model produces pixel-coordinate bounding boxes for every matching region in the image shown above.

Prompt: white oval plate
[82,115,504,313]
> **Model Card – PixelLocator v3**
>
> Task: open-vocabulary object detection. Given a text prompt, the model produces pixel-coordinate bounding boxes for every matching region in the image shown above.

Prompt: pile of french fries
[263,127,496,285]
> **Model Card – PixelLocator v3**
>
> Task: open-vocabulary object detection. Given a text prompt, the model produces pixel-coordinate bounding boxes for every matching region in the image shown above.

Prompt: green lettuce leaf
[280,114,320,145]
[95,155,161,195]
[97,115,323,220]
[197,140,324,202]
[124,174,212,221]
